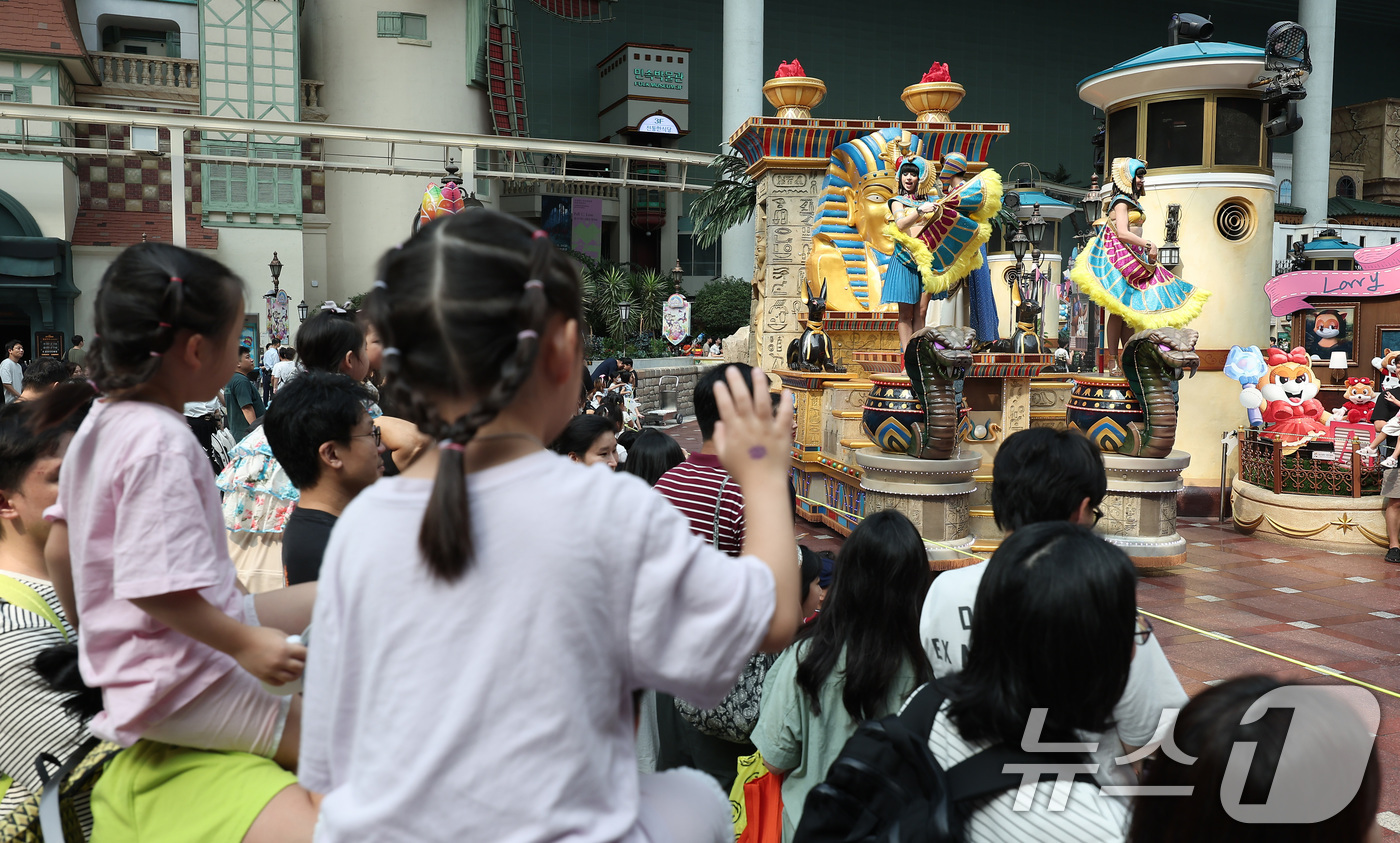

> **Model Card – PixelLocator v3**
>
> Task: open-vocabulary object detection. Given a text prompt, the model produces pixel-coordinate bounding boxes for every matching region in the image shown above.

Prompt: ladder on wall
[486,0,529,138]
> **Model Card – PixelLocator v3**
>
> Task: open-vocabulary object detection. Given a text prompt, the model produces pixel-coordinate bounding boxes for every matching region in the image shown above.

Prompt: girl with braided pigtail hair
[301,209,803,843]
[30,242,323,840]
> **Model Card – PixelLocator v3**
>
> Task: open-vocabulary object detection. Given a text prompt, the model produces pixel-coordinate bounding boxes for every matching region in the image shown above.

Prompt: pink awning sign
[1265,242,1400,316]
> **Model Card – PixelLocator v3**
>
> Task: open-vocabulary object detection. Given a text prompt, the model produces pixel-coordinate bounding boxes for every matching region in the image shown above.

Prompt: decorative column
[720,0,763,280]
[1295,0,1336,226]
[752,171,823,369]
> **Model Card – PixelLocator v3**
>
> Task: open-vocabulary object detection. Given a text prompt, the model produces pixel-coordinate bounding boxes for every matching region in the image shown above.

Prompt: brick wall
[72,108,220,248]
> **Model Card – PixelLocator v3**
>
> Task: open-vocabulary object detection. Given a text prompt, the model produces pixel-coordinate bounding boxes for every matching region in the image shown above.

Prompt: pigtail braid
[417,233,555,581]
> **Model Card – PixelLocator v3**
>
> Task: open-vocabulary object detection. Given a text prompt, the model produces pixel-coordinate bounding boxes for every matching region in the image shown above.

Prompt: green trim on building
[200,0,301,223]
[1330,196,1400,219]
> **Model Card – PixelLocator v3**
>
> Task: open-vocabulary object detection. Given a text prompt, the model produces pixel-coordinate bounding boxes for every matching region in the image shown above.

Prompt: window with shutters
[202,141,301,223]
[377,11,428,42]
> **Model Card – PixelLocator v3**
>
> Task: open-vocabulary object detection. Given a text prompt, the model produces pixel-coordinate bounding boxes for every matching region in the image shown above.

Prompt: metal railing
[1236,427,1381,498]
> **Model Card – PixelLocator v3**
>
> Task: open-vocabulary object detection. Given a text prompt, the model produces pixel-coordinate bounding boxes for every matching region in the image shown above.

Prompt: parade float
[731,58,1219,568]
[1228,241,1400,549]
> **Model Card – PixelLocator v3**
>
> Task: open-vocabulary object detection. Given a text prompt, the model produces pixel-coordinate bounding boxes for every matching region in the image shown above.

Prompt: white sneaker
[1358,446,1379,458]
[1382,455,1398,469]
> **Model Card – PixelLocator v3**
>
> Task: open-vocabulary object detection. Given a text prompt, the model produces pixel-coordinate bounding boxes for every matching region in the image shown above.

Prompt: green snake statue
[906,326,975,460]
[1119,327,1200,459]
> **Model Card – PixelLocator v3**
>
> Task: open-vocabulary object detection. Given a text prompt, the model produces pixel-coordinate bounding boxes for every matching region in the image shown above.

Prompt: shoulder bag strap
[0,575,67,641]
[37,736,101,843]
[711,476,731,550]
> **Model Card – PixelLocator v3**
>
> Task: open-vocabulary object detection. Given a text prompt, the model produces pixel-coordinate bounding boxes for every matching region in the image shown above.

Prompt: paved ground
[650,421,1400,829]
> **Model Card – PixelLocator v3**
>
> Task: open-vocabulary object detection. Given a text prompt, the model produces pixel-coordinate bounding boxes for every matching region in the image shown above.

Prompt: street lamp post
[268,252,283,292]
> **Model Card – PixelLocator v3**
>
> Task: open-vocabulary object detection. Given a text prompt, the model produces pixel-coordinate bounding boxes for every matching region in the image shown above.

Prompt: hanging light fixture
[297,300,309,322]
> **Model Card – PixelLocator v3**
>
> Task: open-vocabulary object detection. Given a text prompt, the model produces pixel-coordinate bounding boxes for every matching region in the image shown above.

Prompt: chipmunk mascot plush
[1372,348,1400,392]
[1240,347,1330,446]
[1341,377,1378,424]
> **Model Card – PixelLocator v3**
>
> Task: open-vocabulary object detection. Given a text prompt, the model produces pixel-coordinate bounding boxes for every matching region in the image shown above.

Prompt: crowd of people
[0,208,1383,843]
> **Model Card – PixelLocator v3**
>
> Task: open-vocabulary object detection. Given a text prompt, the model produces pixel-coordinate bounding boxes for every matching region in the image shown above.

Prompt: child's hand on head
[234,623,307,686]
[712,366,793,490]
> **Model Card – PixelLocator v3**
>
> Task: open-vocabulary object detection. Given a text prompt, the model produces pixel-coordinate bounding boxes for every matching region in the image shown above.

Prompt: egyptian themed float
[732,60,1217,569]
[1227,241,1400,549]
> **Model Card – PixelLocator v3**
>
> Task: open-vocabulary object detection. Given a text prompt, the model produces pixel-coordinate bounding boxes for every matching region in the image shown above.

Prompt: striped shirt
[0,572,91,825]
[923,701,1129,842]
[653,453,745,557]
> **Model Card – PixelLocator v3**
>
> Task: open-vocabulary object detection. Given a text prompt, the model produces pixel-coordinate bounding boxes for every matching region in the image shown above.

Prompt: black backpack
[793,682,1094,843]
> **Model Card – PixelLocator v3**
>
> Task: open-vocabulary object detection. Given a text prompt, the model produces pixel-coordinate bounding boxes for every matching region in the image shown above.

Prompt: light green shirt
[751,642,921,842]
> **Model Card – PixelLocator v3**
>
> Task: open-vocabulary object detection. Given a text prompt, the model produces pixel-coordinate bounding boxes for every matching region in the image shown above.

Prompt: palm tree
[689,153,756,249]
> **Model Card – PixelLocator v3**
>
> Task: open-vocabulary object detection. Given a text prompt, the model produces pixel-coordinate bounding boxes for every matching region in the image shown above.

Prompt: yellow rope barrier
[794,493,1400,699]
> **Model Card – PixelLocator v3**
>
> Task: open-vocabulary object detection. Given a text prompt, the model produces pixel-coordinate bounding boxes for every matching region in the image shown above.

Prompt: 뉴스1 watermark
[1006,685,1380,821]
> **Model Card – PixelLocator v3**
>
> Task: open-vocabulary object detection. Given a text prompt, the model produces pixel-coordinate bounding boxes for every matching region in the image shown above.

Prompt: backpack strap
[945,744,1097,805]
[896,681,949,740]
[0,574,67,642]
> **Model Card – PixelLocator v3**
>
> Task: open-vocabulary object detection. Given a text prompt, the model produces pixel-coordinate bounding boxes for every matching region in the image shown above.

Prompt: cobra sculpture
[905,326,976,460]
[1119,327,1201,459]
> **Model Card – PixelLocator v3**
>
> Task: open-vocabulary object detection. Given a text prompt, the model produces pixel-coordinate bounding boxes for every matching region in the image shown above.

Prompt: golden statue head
[805,128,927,312]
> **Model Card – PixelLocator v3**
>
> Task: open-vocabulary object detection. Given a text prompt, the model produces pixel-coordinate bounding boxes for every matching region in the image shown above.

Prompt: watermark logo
[1008,685,1379,821]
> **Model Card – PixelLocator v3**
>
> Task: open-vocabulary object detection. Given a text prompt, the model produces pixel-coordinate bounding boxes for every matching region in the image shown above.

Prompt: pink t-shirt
[56,399,245,745]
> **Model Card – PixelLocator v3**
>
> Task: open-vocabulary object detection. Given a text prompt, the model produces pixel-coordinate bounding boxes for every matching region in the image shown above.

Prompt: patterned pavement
[648,421,1400,829]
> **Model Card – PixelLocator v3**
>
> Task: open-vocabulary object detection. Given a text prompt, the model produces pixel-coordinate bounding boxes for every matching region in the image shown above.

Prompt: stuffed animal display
[1341,377,1378,424]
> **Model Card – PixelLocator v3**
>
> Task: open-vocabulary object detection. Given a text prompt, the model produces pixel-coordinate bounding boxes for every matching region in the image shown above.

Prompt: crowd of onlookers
[0,209,1384,843]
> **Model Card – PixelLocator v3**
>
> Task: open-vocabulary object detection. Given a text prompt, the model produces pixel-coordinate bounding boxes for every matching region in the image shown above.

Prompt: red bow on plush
[1347,377,1373,387]
[1266,347,1310,367]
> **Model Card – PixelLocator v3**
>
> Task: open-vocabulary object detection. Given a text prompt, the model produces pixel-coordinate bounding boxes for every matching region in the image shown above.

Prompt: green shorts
[91,740,298,843]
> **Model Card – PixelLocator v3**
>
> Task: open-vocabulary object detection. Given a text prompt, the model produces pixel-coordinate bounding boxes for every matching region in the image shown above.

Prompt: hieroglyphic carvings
[753,168,822,371]
[1002,378,1030,433]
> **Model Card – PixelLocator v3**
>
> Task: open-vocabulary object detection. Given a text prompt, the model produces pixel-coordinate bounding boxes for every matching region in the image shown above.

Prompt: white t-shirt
[262,347,280,371]
[922,700,1129,843]
[299,451,777,843]
[271,360,300,390]
[920,561,1187,770]
[0,359,21,404]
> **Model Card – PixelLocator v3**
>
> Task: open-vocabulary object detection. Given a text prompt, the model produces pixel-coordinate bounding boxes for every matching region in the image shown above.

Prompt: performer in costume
[1070,157,1209,373]
[881,154,1004,352]
[934,153,1000,343]
[880,156,938,351]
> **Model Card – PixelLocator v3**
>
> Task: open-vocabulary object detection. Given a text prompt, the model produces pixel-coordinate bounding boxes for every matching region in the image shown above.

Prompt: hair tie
[524,280,545,291]
[85,379,99,394]
[439,440,466,453]
[517,329,538,342]
[532,230,547,240]
[372,280,388,290]
[382,347,401,357]
[158,322,172,328]
[169,276,183,284]
[149,351,162,358]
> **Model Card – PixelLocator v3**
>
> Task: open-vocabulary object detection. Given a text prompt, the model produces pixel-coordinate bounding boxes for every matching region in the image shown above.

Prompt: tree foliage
[692,276,751,338]
[689,153,756,248]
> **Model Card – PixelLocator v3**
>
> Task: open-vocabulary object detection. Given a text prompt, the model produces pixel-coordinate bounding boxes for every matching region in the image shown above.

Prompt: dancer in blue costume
[880,156,937,352]
[936,153,999,342]
[1070,157,1209,373]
